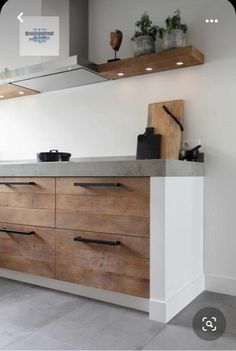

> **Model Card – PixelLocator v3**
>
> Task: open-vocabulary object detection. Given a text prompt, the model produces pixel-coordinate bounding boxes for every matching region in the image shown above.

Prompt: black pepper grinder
[136,127,161,160]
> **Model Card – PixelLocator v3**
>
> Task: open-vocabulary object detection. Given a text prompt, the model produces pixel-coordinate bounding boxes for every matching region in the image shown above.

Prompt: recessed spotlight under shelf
[176,62,184,66]
[205,19,219,23]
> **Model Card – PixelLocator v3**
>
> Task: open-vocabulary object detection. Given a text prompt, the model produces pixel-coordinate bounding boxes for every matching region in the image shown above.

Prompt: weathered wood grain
[56,229,149,297]
[0,223,56,278]
[0,177,55,227]
[56,177,150,196]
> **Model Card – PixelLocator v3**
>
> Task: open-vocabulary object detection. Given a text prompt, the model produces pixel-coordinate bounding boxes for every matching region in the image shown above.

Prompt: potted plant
[157,9,187,50]
[131,12,159,57]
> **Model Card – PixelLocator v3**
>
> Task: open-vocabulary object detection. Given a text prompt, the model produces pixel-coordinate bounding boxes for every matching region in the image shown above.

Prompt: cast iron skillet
[37,150,71,162]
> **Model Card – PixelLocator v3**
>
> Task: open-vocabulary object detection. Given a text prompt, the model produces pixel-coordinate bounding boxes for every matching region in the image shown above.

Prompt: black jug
[136,127,161,160]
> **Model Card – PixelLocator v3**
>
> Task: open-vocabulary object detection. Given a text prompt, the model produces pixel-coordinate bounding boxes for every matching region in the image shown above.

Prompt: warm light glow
[0,95,4,98]
[206,18,218,24]
[18,91,25,95]
[146,67,153,71]
[117,72,124,76]
[176,62,184,66]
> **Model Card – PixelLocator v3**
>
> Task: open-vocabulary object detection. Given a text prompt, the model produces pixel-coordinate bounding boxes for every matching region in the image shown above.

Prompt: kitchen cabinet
[0,176,150,298]
[0,160,204,323]
[56,177,150,237]
[55,177,150,297]
[0,178,55,227]
[56,177,150,297]
[56,229,149,297]
[0,224,56,278]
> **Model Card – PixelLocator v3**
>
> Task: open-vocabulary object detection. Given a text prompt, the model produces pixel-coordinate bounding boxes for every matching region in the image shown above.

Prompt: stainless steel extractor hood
[0,0,110,94]
[0,56,109,93]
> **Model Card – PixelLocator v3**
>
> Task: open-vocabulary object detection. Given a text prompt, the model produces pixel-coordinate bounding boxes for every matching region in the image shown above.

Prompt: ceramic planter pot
[133,35,155,57]
[163,29,186,50]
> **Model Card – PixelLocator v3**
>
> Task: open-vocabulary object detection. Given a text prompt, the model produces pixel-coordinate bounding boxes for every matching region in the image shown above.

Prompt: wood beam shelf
[98,46,204,80]
[0,84,38,101]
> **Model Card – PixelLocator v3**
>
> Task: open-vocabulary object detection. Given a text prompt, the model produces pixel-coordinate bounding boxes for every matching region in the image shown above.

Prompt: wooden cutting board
[147,99,184,160]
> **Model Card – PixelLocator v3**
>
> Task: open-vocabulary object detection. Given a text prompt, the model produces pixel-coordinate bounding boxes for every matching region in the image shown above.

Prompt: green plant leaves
[131,12,158,41]
[157,9,188,39]
[131,9,187,42]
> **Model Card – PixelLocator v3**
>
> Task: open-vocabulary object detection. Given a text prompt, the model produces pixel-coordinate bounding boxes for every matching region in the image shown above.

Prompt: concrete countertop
[0,156,204,177]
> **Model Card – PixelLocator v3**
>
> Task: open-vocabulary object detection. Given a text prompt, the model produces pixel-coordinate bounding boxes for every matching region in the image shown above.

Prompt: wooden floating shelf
[0,46,204,101]
[0,84,38,101]
[98,46,204,80]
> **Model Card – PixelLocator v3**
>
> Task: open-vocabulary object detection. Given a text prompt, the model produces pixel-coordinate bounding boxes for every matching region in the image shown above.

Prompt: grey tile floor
[0,278,235,350]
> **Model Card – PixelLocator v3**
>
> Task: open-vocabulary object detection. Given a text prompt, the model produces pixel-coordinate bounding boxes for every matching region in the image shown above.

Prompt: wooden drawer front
[56,177,149,237]
[0,223,56,278]
[0,178,55,227]
[56,177,150,196]
[56,230,149,298]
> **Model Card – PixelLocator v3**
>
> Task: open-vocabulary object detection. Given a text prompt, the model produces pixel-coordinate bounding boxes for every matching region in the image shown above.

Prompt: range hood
[0,56,109,93]
[0,0,109,96]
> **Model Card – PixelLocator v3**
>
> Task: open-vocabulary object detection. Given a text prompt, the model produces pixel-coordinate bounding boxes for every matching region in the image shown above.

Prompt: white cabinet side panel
[165,177,204,300]
[150,177,165,301]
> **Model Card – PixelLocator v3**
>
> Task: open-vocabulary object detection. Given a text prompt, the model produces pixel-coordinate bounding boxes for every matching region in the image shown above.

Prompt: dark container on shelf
[136,127,161,160]
[37,150,71,162]
[179,145,204,162]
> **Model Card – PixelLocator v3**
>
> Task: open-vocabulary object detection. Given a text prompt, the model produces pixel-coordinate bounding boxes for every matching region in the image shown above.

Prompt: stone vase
[163,29,186,50]
[133,35,155,57]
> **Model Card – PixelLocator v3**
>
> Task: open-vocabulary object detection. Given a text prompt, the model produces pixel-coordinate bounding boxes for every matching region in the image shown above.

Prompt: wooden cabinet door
[0,223,56,278]
[0,178,55,227]
[56,177,150,237]
[56,229,149,298]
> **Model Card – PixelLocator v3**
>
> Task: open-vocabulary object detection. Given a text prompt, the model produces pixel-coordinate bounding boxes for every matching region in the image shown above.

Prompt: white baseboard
[0,268,149,312]
[149,275,205,323]
[206,274,236,297]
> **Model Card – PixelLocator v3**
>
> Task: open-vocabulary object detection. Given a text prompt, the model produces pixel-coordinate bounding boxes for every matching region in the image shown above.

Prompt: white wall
[0,0,235,296]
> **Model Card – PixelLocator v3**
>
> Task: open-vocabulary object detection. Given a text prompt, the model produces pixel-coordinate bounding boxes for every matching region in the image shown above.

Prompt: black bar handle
[74,236,121,246]
[0,182,36,186]
[0,228,35,235]
[74,182,121,187]
[163,105,184,132]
